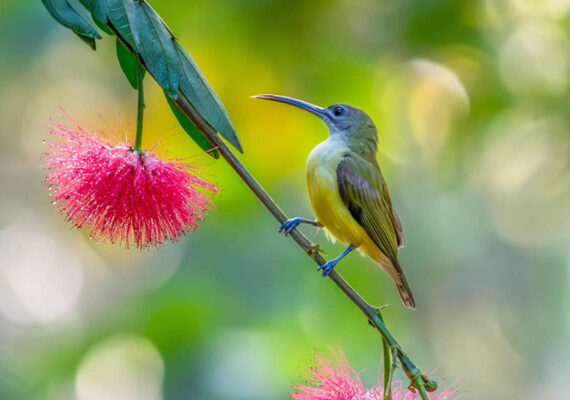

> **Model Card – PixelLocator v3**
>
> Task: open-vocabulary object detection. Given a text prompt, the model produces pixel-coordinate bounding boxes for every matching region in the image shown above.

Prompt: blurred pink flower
[292,350,457,400]
[43,114,218,249]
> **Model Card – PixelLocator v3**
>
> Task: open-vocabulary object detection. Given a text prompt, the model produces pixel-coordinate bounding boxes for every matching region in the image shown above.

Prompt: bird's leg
[317,245,356,277]
[279,217,321,236]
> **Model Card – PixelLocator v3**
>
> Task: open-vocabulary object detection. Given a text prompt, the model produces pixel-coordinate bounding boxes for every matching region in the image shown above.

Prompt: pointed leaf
[129,1,180,98]
[42,0,101,48]
[75,33,97,50]
[166,94,219,158]
[44,0,244,155]
[129,0,242,152]
[106,0,137,48]
[93,17,113,35]
[78,0,109,26]
[175,43,242,153]
[116,39,144,89]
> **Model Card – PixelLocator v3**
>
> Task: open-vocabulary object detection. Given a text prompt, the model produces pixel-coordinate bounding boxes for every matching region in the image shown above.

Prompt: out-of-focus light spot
[477,110,570,247]
[511,0,570,19]
[85,235,183,296]
[0,220,83,325]
[429,305,524,398]
[21,80,127,171]
[75,335,164,400]
[19,35,127,171]
[46,381,75,400]
[298,306,324,334]
[499,23,569,95]
[481,0,510,25]
[206,330,278,400]
[526,366,570,399]
[483,0,570,23]
[407,59,470,154]
[127,242,184,293]
[480,114,568,195]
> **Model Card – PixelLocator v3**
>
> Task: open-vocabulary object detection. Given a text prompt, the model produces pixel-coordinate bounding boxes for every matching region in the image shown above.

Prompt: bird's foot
[317,259,338,277]
[279,217,303,236]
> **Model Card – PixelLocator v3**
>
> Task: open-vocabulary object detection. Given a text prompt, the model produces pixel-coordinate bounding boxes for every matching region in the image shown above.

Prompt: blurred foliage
[0,1,569,399]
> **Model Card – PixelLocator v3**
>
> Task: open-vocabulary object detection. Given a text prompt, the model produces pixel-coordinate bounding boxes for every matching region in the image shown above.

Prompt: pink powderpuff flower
[43,113,219,249]
[292,349,457,400]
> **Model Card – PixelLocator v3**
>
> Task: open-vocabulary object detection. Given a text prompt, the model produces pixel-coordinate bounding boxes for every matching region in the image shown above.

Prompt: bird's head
[253,94,378,157]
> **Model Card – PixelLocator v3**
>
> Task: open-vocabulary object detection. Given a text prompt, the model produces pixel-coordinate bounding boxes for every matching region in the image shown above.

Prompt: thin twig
[379,309,394,400]
[133,54,145,152]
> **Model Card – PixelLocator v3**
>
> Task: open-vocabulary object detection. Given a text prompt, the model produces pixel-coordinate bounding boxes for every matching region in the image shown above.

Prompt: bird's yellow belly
[306,145,367,248]
[305,141,392,268]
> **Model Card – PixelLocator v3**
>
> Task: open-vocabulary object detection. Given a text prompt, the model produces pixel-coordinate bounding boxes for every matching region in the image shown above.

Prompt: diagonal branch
[173,96,437,398]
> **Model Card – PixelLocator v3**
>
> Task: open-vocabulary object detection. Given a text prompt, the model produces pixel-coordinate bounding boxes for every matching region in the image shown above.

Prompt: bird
[253,94,415,309]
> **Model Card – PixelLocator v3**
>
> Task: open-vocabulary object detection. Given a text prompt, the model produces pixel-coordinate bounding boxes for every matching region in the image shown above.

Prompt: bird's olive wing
[337,154,401,263]
[391,208,405,248]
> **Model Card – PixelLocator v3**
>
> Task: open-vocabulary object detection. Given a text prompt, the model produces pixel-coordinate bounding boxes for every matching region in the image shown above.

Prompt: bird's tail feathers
[395,273,415,309]
[368,246,416,309]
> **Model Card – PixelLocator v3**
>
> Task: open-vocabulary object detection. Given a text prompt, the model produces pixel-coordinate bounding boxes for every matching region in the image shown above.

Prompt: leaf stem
[134,53,145,152]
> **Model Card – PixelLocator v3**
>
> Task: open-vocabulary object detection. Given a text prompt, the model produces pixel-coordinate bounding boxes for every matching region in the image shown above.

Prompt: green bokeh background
[1,1,569,399]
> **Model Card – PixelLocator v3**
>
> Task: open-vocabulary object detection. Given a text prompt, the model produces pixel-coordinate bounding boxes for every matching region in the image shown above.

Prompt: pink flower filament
[43,116,218,249]
[292,350,458,400]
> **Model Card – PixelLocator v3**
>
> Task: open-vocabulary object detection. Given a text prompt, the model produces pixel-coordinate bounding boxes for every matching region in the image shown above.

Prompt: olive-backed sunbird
[253,94,415,309]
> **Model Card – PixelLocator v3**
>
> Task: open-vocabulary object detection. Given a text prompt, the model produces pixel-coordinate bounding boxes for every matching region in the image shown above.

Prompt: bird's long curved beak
[252,94,326,118]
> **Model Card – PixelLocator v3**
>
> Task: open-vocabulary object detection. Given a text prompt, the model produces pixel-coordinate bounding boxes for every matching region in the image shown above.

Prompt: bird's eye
[333,106,344,116]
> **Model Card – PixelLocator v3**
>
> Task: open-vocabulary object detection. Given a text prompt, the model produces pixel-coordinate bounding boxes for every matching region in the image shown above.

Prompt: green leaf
[41,0,101,49]
[76,0,112,34]
[78,0,108,26]
[107,0,180,98]
[106,0,137,48]
[92,16,113,35]
[166,94,219,158]
[128,0,242,152]
[175,43,243,153]
[116,39,144,90]
[129,1,180,98]
[75,34,97,50]
[45,0,244,154]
